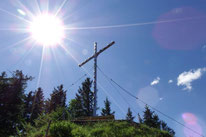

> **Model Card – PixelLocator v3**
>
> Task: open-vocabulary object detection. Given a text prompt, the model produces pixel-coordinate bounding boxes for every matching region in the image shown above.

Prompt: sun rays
[1,0,206,90]
[0,8,31,24]
[55,0,69,17]
[1,2,206,128]
[64,15,206,30]
[0,0,72,89]
[37,45,46,88]
[0,0,205,92]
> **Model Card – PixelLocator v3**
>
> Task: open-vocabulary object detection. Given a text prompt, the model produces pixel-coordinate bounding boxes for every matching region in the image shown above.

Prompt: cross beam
[79,41,115,116]
[79,41,115,67]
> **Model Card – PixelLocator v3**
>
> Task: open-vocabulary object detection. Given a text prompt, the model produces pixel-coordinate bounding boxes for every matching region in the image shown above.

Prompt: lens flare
[182,113,203,137]
[17,9,26,16]
[183,113,197,125]
[153,7,206,50]
[137,86,160,108]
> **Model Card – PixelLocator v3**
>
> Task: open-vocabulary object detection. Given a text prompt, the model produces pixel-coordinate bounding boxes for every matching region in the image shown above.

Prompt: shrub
[50,121,73,137]
[26,120,172,137]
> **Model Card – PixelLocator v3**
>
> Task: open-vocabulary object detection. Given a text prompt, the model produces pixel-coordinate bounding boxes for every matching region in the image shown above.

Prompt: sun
[29,13,65,47]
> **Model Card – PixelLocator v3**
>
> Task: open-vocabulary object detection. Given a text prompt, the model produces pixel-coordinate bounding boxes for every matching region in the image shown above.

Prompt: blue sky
[0,0,206,136]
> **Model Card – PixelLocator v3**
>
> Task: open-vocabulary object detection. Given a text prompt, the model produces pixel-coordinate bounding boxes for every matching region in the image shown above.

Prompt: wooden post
[79,41,115,116]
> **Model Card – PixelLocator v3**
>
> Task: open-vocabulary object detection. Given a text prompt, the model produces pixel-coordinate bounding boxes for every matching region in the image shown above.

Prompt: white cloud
[177,68,206,91]
[159,97,163,101]
[168,80,173,83]
[151,77,160,86]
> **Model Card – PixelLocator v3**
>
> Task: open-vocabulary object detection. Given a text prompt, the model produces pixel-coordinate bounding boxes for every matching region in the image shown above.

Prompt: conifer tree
[143,105,154,127]
[143,105,161,128]
[142,105,175,136]
[69,78,94,117]
[44,99,51,113]
[30,87,44,121]
[0,70,32,136]
[153,114,161,129]
[126,107,135,122]
[160,120,175,136]
[46,85,67,113]
[138,113,143,124]
[68,98,84,118]
[23,91,34,122]
[160,120,167,131]
[101,97,115,116]
[77,78,94,116]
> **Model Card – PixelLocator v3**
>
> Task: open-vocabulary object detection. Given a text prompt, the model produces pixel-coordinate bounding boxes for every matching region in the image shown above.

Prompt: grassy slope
[27,121,172,137]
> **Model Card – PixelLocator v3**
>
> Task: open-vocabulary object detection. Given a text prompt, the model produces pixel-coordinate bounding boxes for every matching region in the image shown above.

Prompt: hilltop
[26,120,172,137]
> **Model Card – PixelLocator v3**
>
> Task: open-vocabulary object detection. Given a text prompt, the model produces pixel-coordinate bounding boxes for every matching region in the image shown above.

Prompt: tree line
[0,70,175,136]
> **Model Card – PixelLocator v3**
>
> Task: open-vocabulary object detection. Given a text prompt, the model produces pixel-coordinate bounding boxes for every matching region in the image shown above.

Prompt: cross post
[79,41,115,116]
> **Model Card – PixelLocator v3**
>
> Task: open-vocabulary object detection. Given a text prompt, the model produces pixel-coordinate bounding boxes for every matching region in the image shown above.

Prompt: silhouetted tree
[160,120,175,136]
[46,85,66,113]
[77,78,94,116]
[138,113,143,124]
[143,105,154,127]
[30,87,44,122]
[126,107,135,122]
[101,97,115,116]
[160,120,167,130]
[153,114,161,129]
[142,105,175,136]
[68,78,94,118]
[0,70,32,136]
[23,91,34,122]
[44,99,51,113]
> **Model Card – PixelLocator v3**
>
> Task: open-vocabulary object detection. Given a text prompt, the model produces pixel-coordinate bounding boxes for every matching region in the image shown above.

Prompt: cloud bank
[177,68,206,91]
[151,77,160,86]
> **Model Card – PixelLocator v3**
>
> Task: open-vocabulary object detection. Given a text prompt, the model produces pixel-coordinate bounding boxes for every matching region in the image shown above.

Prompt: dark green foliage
[89,122,138,137]
[71,78,94,117]
[24,121,47,137]
[23,109,71,137]
[26,121,172,137]
[153,114,161,129]
[50,121,73,137]
[101,97,115,116]
[71,128,87,137]
[0,70,32,137]
[143,105,155,127]
[50,107,71,121]
[160,120,175,136]
[24,91,34,122]
[142,105,175,136]
[79,78,94,116]
[86,122,172,137]
[30,87,45,122]
[44,99,50,114]
[161,120,167,130]
[137,113,143,124]
[126,107,135,122]
[0,71,176,137]
[138,124,172,137]
[46,84,67,113]
[68,99,84,118]
[24,88,45,124]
